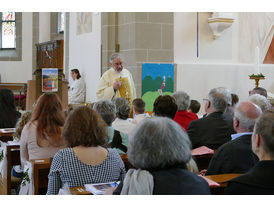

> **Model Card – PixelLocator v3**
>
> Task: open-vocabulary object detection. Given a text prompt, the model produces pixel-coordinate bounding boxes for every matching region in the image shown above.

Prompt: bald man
[205,101,262,175]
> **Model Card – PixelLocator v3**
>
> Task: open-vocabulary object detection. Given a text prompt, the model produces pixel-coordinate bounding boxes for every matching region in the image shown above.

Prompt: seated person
[47,106,126,195]
[153,95,178,119]
[0,88,21,128]
[112,98,135,136]
[131,98,150,125]
[68,69,86,104]
[247,94,272,113]
[172,91,198,131]
[20,93,65,167]
[249,87,267,98]
[188,99,201,118]
[205,101,262,175]
[225,111,274,194]
[187,87,235,150]
[93,100,128,154]
[13,111,32,141]
[113,117,210,195]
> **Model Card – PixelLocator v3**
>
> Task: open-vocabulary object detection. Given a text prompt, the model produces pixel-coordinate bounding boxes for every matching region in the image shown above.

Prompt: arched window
[0,12,16,49]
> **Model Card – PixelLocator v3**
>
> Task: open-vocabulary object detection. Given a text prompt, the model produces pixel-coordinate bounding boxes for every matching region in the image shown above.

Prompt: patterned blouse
[46,147,126,195]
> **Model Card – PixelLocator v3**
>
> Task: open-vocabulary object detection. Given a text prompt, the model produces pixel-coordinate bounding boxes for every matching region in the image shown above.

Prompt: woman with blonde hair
[20,93,65,166]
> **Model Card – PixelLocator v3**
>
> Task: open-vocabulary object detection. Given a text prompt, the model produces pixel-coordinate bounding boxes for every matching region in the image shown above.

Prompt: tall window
[0,12,16,49]
[58,12,65,34]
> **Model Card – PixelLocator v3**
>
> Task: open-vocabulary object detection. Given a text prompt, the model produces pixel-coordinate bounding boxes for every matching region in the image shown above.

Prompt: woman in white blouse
[68,69,86,104]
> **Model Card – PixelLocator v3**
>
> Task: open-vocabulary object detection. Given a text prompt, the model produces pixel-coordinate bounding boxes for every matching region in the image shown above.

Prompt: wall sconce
[208,12,234,39]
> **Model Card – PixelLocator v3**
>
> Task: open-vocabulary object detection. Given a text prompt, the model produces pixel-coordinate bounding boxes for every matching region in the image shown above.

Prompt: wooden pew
[0,145,21,195]
[192,151,215,171]
[70,186,92,195]
[0,130,14,142]
[0,83,27,110]
[205,173,242,195]
[30,158,51,195]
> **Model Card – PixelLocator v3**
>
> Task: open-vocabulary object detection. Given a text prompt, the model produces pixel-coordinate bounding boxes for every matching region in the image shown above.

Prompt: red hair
[31,93,65,147]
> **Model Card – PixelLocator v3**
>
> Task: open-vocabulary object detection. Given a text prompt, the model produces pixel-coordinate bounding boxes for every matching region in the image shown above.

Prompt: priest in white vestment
[96,53,136,105]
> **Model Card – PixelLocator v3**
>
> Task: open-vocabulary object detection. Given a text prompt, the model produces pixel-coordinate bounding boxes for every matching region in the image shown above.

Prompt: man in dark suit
[187,87,235,150]
[205,101,262,175]
[225,111,274,194]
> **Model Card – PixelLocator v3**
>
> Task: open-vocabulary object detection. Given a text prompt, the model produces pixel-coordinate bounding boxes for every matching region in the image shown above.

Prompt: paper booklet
[84,181,120,195]
[0,128,16,133]
[191,146,214,156]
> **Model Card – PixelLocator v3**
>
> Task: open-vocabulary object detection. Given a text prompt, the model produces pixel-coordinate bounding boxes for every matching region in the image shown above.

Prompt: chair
[0,145,21,195]
[30,158,51,195]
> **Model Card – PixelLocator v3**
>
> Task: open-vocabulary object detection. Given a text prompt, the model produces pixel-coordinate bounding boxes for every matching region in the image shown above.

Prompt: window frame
[0,12,16,50]
[57,12,65,34]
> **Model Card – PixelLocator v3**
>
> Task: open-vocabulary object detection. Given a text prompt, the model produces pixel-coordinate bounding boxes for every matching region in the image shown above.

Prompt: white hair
[247,94,271,113]
[172,91,190,111]
[93,100,116,126]
[127,117,192,170]
[110,53,123,64]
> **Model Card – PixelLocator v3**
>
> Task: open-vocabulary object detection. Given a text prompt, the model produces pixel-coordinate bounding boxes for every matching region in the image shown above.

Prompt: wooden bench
[205,173,242,195]
[192,151,215,171]
[0,144,21,195]
[0,83,27,110]
[70,186,92,195]
[30,158,51,195]
[0,130,14,142]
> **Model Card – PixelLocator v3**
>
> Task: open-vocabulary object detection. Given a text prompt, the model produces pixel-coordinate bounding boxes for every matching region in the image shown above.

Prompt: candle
[255,46,260,74]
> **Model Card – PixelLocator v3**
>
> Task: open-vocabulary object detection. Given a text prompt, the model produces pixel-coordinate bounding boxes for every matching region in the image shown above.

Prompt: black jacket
[206,134,259,175]
[187,112,235,150]
[113,164,210,195]
[224,160,274,195]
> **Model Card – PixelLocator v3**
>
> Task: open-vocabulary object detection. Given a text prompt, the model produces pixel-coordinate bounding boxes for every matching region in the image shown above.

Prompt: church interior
[0,8,274,197]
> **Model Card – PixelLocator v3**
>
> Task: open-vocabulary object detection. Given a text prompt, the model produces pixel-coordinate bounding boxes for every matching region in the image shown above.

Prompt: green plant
[21,168,30,186]
[249,73,265,78]
[0,149,4,161]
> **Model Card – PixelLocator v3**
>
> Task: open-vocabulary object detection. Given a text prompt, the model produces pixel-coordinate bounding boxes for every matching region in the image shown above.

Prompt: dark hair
[0,88,21,128]
[255,110,274,158]
[63,106,108,147]
[31,93,65,147]
[231,93,239,107]
[71,69,81,79]
[132,98,145,114]
[153,95,178,119]
[251,87,267,98]
[189,100,201,113]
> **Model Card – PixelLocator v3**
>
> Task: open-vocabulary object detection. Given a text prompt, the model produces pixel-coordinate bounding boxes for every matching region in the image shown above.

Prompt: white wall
[0,13,33,83]
[68,12,101,102]
[174,12,274,115]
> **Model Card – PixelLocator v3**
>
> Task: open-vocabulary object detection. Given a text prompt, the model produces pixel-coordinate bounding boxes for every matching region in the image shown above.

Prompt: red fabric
[173,110,198,131]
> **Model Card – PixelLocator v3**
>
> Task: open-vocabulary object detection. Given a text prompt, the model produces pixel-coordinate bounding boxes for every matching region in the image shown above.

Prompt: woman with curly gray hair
[113,117,210,195]
[112,97,135,136]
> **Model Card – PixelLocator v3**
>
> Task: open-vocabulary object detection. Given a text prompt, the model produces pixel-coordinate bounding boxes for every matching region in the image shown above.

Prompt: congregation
[0,52,274,196]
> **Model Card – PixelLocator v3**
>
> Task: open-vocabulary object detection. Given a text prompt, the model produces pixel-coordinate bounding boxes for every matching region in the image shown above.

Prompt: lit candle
[255,46,260,74]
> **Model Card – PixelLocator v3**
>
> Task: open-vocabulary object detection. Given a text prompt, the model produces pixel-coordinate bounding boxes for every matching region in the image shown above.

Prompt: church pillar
[101,12,174,98]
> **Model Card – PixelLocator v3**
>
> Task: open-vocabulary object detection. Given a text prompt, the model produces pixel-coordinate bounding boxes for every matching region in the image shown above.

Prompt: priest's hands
[113,80,121,91]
